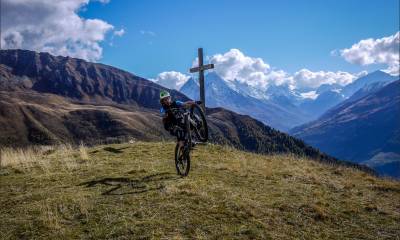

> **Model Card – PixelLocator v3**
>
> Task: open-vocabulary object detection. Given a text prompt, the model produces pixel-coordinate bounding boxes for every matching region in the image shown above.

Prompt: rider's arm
[183,101,195,108]
[160,107,170,130]
[175,100,197,108]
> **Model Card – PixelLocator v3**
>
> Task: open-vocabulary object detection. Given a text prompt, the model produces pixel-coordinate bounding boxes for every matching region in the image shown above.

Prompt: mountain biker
[159,90,198,148]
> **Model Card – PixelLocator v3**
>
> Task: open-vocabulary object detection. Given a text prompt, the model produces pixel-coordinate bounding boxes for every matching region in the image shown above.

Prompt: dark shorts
[169,125,186,141]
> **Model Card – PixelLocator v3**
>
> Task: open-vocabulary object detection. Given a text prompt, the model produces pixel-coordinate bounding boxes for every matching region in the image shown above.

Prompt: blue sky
[81,0,399,79]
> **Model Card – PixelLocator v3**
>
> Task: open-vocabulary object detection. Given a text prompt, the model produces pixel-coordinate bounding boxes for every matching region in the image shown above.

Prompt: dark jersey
[160,100,184,117]
[160,100,184,130]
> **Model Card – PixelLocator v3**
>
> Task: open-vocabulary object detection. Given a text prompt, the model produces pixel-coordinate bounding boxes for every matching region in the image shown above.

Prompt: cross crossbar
[189,63,214,73]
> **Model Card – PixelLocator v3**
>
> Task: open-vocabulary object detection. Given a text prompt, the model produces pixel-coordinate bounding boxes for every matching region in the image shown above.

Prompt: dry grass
[0,146,55,173]
[79,142,90,161]
[0,143,92,174]
[0,142,399,239]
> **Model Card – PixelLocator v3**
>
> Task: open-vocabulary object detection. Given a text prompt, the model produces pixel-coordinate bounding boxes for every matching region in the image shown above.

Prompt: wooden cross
[189,48,214,113]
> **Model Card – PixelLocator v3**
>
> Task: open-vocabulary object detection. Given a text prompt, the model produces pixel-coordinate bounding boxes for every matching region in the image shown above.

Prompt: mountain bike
[174,102,208,176]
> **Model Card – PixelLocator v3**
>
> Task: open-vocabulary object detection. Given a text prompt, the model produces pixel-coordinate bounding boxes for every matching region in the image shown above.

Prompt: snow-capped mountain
[341,70,398,98]
[180,72,310,131]
[316,83,342,94]
[296,70,398,120]
[299,90,345,119]
[227,80,270,100]
[178,70,398,131]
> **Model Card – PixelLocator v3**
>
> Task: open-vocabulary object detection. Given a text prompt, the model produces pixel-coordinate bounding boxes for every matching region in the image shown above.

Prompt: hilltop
[0,49,355,170]
[1,142,399,239]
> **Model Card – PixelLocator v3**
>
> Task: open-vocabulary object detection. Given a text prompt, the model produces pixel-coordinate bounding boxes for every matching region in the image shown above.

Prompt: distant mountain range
[179,64,399,177]
[1,49,356,168]
[299,71,398,117]
[179,69,397,131]
[291,80,400,178]
[180,72,310,131]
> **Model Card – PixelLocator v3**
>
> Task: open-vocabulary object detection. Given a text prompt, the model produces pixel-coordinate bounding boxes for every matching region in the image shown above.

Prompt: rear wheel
[175,143,190,176]
[190,104,208,142]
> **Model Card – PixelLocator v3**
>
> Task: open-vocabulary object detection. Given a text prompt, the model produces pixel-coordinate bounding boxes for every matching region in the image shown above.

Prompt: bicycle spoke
[177,147,187,172]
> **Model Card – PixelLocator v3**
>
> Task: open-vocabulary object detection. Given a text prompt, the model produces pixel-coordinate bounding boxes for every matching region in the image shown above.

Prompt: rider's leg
[170,125,185,148]
[177,129,185,148]
[178,140,185,148]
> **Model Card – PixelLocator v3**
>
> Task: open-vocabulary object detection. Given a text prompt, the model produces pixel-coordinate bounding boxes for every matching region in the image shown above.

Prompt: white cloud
[160,49,362,91]
[154,45,376,92]
[291,69,361,89]
[113,28,125,37]
[140,30,156,37]
[151,71,190,90]
[300,91,319,100]
[207,49,359,90]
[208,49,292,89]
[0,0,117,61]
[339,32,400,75]
[95,0,110,3]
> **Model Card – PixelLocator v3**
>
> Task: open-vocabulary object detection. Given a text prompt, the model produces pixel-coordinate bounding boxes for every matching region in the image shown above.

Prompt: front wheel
[175,143,190,176]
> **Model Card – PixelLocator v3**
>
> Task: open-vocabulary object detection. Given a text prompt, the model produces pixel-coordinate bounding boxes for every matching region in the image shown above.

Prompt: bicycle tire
[174,143,190,176]
[190,104,208,142]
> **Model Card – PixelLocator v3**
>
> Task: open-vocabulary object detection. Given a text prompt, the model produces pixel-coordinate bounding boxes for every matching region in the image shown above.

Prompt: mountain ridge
[291,80,400,178]
[0,49,189,109]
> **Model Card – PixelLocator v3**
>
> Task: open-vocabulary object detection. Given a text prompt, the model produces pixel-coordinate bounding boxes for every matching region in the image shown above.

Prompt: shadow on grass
[79,172,178,195]
[103,146,129,154]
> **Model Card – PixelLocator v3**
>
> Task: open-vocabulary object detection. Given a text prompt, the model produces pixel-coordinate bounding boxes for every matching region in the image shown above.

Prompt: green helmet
[160,90,170,100]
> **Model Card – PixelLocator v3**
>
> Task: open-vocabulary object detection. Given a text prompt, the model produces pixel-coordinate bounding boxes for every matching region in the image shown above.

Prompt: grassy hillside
[0,142,399,239]
[0,91,350,172]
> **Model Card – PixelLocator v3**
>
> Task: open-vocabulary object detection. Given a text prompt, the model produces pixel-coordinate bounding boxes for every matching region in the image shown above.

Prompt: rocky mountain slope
[0,49,187,109]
